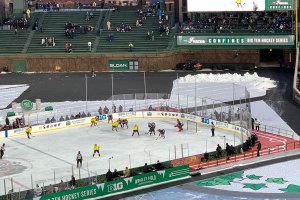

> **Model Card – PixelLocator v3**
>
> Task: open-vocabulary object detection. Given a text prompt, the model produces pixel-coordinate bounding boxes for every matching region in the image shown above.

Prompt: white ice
[0,118,241,195]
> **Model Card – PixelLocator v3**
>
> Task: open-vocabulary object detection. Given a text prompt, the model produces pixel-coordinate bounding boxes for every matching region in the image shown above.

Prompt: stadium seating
[97,10,170,52]
[26,11,104,53]
[0,30,30,54]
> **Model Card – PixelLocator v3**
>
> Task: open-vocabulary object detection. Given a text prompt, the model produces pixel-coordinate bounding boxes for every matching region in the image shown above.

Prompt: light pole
[108,156,113,170]
[177,73,180,109]
[85,74,88,112]
[144,72,147,107]
[111,74,114,106]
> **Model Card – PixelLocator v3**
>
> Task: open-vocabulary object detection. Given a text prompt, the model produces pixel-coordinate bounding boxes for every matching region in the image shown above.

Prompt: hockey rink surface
[0,118,242,195]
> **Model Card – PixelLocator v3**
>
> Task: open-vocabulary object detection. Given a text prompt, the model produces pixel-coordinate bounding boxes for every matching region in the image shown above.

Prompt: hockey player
[175,119,183,132]
[158,129,165,139]
[148,122,156,135]
[121,118,128,129]
[90,117,97,127]
[108,114,113,123]
[93,144,100,157]
[25,126,32,139]
[0,143,5,159]
[112,121,118,132]
[76,151,83,168]
[117,118,123,128]
[132,124,139,136]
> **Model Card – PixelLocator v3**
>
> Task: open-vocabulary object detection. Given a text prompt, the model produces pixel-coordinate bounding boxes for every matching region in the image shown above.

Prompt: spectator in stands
[70,176,76,188]
[98,106,103,115]
[69,43,73,53]
[143,163,150,173]
[112,169,120,179]
[26,8,31,19]
[107,20,111,30]
[155,160,163,170]
[50,117,56,123]
[103,106,109,114]
[123,167,130,177]
[59,116,65,122]
[88,41,92,52]
[128,42,133,52]
[108,33,113,42]
[257,141,261,157]
[118,105,123,112]
[5,117,9,126]
[254,118,260,130]
[65,43,69,52]
[216,144,222,158]
[112,104,116,113]
[106,169,113,182]
[165,26,170,36]
[34,184,42,197]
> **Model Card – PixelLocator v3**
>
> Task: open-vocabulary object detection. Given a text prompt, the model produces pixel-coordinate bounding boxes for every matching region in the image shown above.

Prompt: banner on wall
[177,35,295,46]
[187,0,294,12]
[33,165,189,200]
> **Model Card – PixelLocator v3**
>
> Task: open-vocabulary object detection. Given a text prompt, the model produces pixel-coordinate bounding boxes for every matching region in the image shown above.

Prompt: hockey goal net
[186,120,199,133]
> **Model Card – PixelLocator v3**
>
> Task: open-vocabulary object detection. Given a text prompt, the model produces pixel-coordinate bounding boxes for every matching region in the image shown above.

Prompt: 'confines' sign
[177,35,295,46]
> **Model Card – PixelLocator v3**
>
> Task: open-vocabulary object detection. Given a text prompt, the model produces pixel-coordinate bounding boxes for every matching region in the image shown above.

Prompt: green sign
[109,60,129,71]
[177,35,295,46]
[21,100,33,111]
[265,0,294,11]
[35,165,189,200]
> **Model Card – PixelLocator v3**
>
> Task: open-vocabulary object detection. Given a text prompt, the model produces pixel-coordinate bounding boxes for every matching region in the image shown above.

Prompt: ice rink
[0,118,242,195]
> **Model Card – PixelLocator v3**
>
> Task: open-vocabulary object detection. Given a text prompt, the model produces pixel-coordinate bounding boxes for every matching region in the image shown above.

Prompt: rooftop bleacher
[178,11,293,35]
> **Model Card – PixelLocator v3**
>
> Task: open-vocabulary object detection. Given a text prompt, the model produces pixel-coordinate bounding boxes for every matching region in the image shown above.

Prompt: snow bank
[177,72,276,91]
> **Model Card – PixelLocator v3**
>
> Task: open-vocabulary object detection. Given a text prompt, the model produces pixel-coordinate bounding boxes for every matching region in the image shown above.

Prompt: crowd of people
[41,37,55,47]
[3,17,30,31]
[65,22,95,39]
[116,23,132,32]
[179,12,292,34]
[0,116,25,131]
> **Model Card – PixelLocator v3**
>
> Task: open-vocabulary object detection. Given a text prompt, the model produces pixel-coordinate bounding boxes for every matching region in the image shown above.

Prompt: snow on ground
[0,85,29,109]
[251,101,294,133]
[0,118,241,195]
[169,73,276,108]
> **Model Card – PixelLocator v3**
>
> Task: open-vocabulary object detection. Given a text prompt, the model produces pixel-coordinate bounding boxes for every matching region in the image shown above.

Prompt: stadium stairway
[97,10,170,53]
[26,11,104,54]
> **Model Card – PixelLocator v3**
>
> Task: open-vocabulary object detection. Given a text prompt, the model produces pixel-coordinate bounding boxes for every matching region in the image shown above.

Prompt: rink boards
[0,111,250,140]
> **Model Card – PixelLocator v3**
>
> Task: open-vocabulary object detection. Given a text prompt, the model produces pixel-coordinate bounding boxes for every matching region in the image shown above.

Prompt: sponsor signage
[66,118,87,126]
[188,0,265,12]
[118,112,137,117]
[35,165,189,200]
[39,122,63,130]
[265,0,294,11]
[187,0,293,12]
[99,114,107,120]
[21,99,33,111]
[109,60,129,71]
[177,35,295,46]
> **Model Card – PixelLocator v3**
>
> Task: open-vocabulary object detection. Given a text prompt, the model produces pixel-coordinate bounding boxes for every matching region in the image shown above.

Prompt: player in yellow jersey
[25,126,32,139]
[93,144,100,157]
[235,0,242,8]
[112,121,118,132]
[90,117,97,127]
[132,124,139,136]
